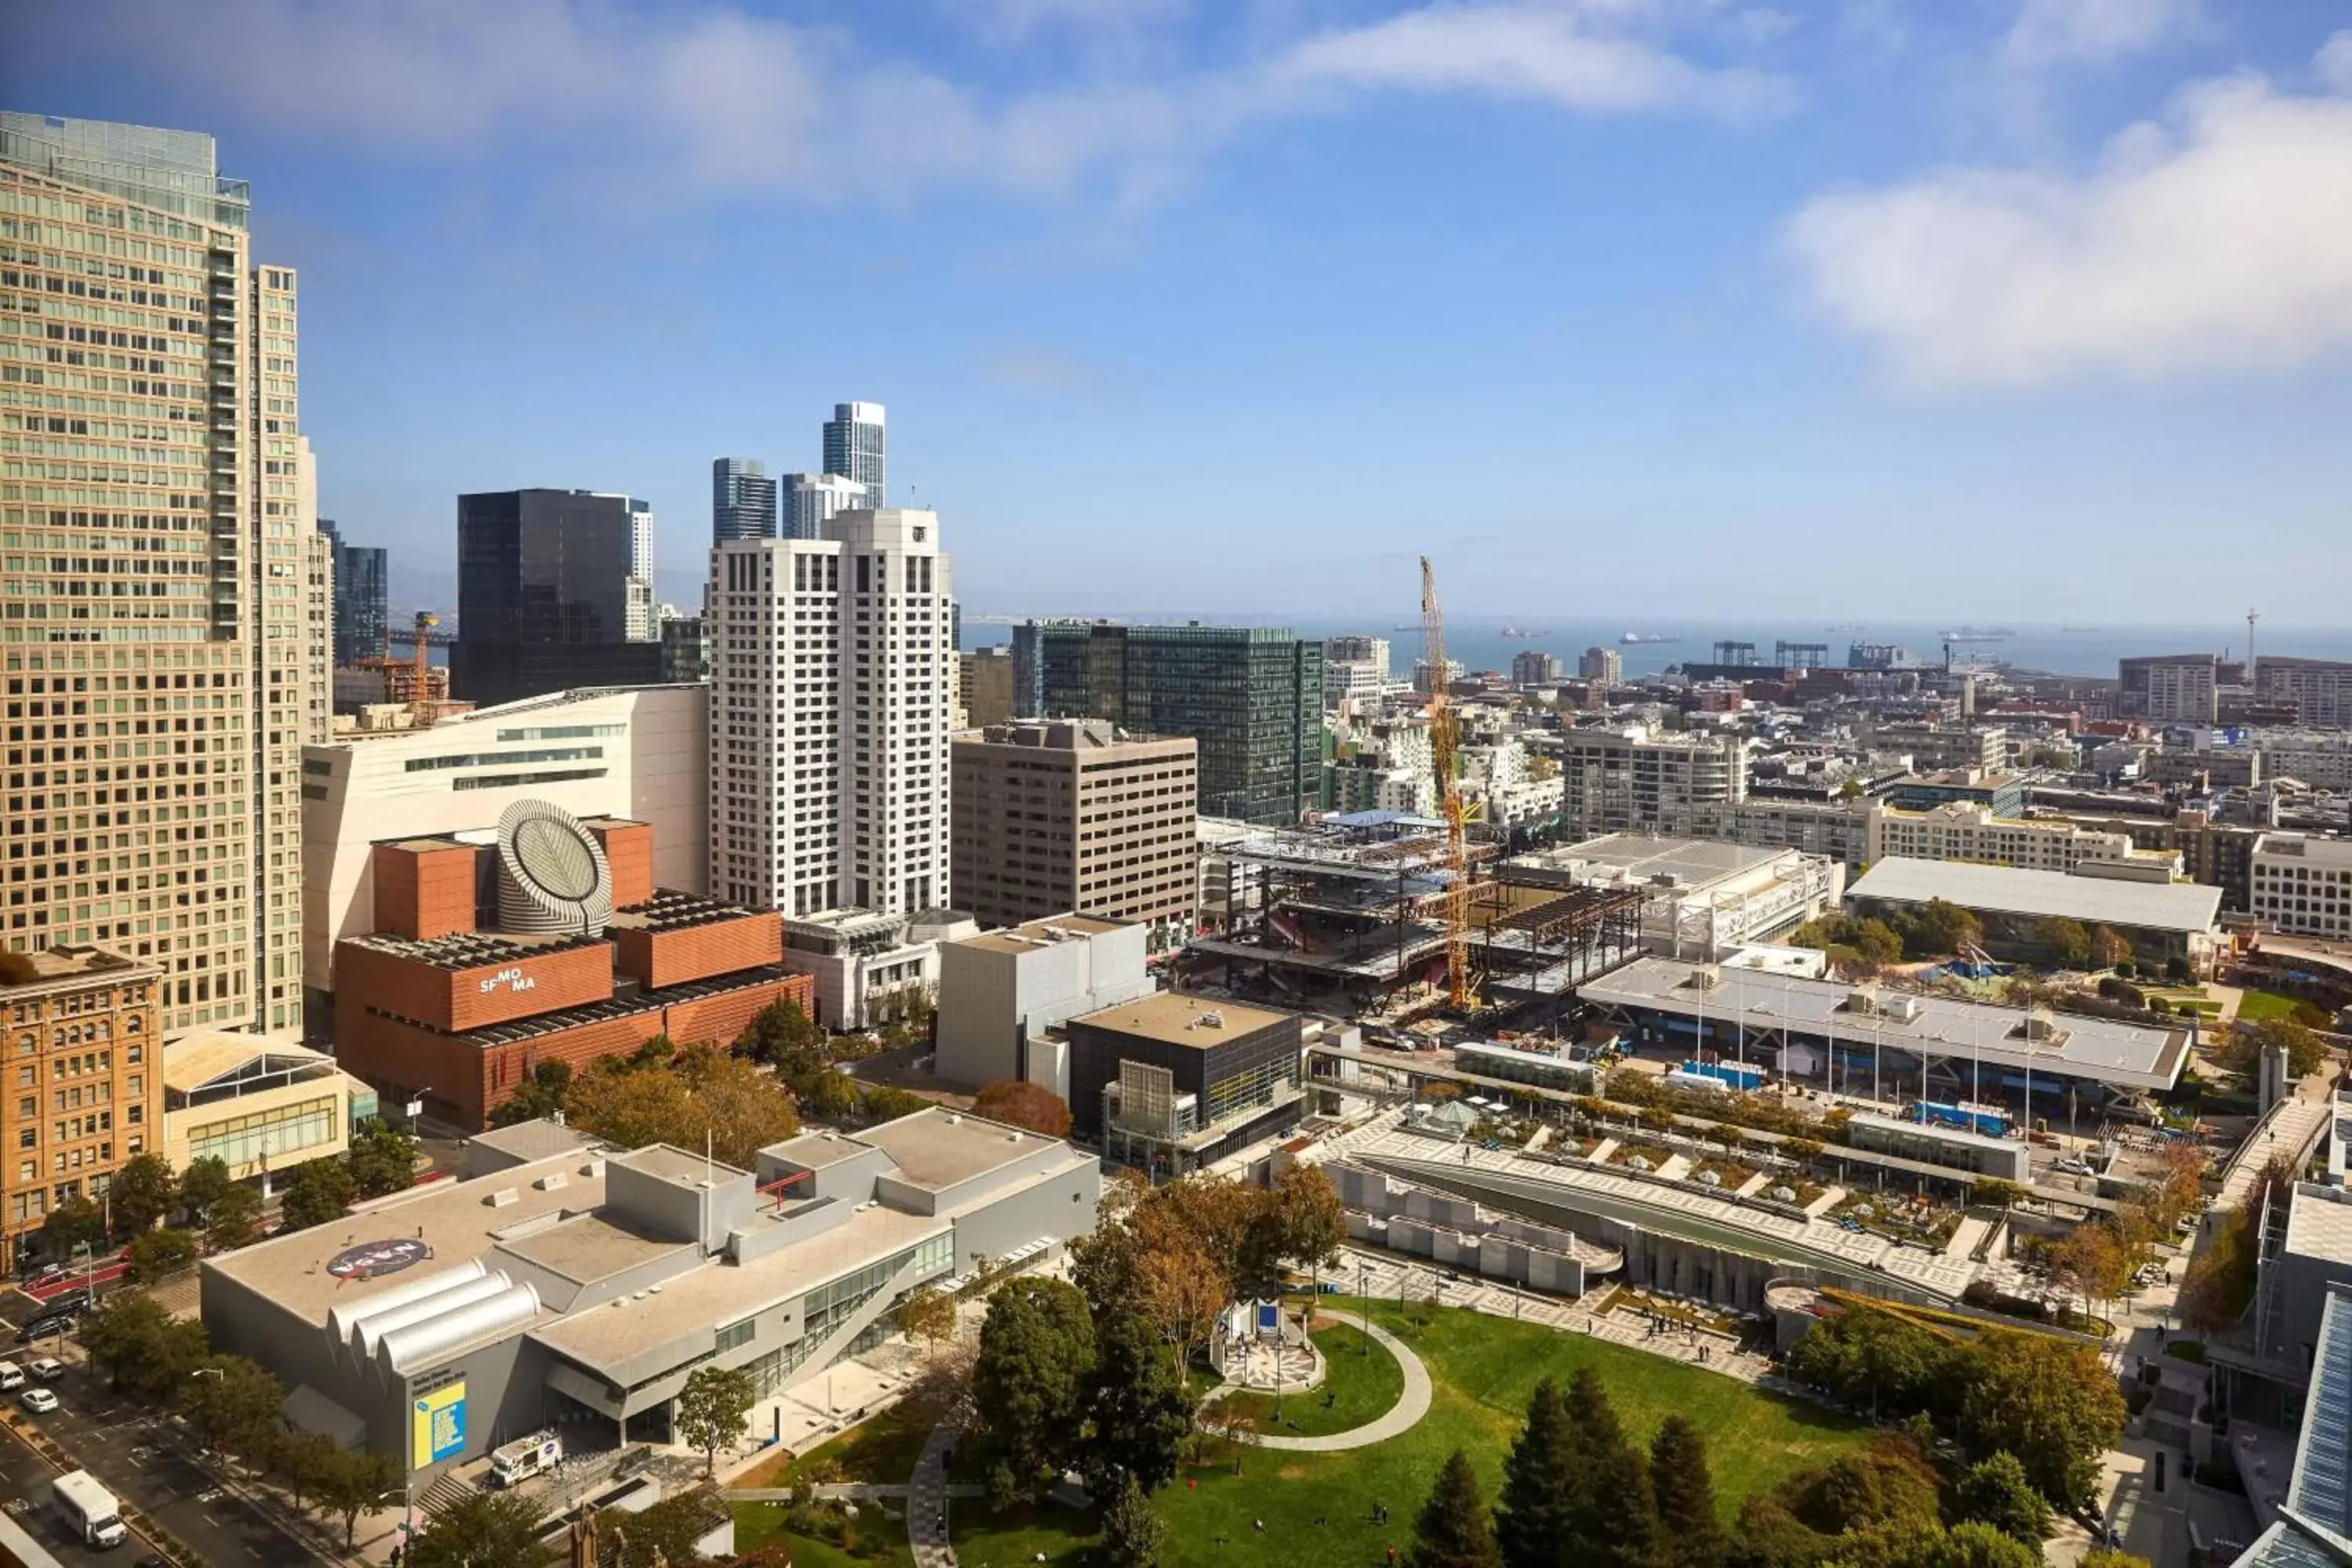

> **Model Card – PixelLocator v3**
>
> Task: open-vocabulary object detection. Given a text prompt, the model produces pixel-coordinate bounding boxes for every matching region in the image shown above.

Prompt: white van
[490,1432,562,1488]
[0,1360,22,1391]
[53,1469,128,1548]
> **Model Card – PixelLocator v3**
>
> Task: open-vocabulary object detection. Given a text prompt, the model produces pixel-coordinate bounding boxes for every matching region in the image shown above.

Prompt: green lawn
[948,1298,1868,1568]
[1210,1318,1406,1438]
[733,1398,938,1490]
[2237,989,2307,1022]
[736,1501,916,1566]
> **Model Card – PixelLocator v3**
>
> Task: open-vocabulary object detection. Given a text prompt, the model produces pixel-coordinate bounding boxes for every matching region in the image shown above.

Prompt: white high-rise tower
[821,402,886,510]
[709,508,952,918]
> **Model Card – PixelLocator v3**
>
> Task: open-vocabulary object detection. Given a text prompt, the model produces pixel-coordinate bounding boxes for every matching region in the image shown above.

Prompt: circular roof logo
[327,1238,432,1281]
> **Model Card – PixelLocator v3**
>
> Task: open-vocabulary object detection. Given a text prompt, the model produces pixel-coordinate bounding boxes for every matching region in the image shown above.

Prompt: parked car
[0,1361,21,1391]
[38,1289,91,1316]
[19,1386,57,1414]
[28,1356,65,1381]
[14,1316,68,1345]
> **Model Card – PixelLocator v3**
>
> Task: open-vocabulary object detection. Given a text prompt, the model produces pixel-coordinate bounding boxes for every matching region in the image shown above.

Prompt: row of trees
[1783,1306,2125,1509]
[2179,1150,2299,1333]
[1401,1366,2110,1568]
[39,1120,421,1270]
[1790,899,1986,968]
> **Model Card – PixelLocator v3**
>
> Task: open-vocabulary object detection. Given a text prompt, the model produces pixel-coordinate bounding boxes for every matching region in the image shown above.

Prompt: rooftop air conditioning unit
[1846,983,1879,1016]
[1687,964,1722,992]
[1882,995,1921,1023]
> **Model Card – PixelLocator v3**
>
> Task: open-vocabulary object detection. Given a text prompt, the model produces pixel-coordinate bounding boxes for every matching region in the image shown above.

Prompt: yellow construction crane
[1421,556,1472,1011]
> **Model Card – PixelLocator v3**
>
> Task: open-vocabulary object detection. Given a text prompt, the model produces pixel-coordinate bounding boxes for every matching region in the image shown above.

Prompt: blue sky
[9,0,2352,623]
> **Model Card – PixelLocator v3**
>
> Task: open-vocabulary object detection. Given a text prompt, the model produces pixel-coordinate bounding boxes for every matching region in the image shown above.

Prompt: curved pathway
[1250,1319,1431,1452]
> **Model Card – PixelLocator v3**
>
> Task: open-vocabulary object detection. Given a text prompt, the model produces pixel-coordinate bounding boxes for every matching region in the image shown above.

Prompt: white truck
[490,1432,563,1488]
[51,1469,128,1549]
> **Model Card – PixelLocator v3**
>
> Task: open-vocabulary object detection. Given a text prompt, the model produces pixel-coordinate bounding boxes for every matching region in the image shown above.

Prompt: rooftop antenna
[2247,608,2259,674]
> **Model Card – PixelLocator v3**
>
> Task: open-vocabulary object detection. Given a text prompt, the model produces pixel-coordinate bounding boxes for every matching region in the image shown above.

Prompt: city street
[0,1352,336,1567]
[0,1416,165,1565]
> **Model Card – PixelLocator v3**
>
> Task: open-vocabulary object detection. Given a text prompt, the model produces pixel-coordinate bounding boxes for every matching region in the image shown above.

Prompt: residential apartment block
[709,509,952,918]
[1864,800,2169,875]
[949,720,1198,953]
[0,115,325,1034]
[2118,654,2220,725]
[0,945,161,1265]
[1684,797,1870,870]
[2257,658,2352,728]
[1546,725,1751,837]
[2250,833,2352,942]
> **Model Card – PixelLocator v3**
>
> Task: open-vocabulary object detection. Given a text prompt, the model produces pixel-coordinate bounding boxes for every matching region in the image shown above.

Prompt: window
[717,1317,757,1354]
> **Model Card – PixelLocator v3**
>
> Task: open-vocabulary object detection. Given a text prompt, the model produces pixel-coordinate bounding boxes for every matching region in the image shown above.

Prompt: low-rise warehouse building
[1845,855,2223,974]
[199,1108,1099,1477]
[1579,955,2190,1125]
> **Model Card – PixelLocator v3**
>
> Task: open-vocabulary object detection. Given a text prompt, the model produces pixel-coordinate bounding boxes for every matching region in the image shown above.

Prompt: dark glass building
[711,456,777,545]
[452,488,661,707]
[1033,622,1323,825]
[1066,991,1305,1176]
[317,517,388,666]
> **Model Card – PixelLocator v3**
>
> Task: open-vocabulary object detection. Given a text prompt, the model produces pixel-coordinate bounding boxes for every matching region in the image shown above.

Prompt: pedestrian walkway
[1251,1321,1432,1452]
[1803,1185,1846,1218]
[1944,1212,1991,1261]
[907,1411,962,1568]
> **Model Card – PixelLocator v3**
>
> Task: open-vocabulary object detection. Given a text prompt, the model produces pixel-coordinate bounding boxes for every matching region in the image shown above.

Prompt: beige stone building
[950,720,1198,953]
[160,1030,370,1189]
[0,945,162,1265]
[0,115,325,1036]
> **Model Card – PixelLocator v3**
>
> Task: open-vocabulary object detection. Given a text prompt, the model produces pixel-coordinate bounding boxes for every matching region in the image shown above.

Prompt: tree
[674,1363,757,1479]
[205,1182,264,1253]
[1651,1414,1723,1568]
[178,1155,235,1223]
[1853,920,1905,967]
[972,1277,1096,1505]
[2032,917,2090,968]
[1101,1471,1167,1568]
[608,1484,723,1566]
[1722,1494,1831,1568]
[1904,899,1983,958]
[1784,1434,1940,1537]
[1494,1377,1576,1568]
[899,1286,959,1359]
[128,1226,199,1282]
[82,1293,202,1394]
[347,1120,419,1198]
[2078,1552,2154,1568]
[2048,1225,2127,1324]
[1265,1163,1348,1281]
[180,1356,287,1464]
[1958,1331,2125,1508]
[1408,1448,1502,1568]
[408,1490,555,1568]
[735,996,825,1072]
[971,1080,1074,1138]
[278,1156,357,1231]
[308,1443,402,1548]
[108,1152,179,1235]
[1560,1366,1654,1568]
[42,1193,104,1255]
[860,1084,932,1125]
[1969,1178,2026,1210]
[1955,1451,2051,1548]
[270,1428,336,1515]
[1083,1307,1197,1497]
[2089,926,2132,971]
[1134,1235,1228,1373]
[676,1044,800,1167]
[563,1044,799,1165]
[794,1067,863,1123]
[2245,1017,2328,1082]
[563,1054,698,1150]
[488,1060,572,1127]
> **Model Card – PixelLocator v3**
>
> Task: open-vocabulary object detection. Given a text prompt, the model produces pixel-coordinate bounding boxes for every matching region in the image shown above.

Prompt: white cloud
[2318,30,2352,95]
[21,0,1791,206]
[1785,60,2352,387]
[1276,4,1795,120]
[2002,0,2199,67]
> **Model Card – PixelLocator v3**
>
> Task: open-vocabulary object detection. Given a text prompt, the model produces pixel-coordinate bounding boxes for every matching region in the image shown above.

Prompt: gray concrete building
[199,1109,1098,1476]
[931,914,1153,1094]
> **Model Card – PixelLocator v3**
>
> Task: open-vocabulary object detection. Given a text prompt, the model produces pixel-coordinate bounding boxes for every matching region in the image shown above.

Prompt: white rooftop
[1579,955,2190,1091]
[1847,857,2223,935]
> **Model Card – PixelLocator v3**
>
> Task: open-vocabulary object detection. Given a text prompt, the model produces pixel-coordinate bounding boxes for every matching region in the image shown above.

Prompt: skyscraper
[0,113,326,1036]
[1033,623,1323,825]
[821,401,887,509]
[781,472,866,540]
[318,518,389,666]
[709,509,953,917]
[711,456,777,545]
[450,488,663,707]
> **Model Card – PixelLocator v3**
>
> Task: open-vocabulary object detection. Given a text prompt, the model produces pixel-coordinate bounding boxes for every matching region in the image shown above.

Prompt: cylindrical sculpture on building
[495,800,613,936]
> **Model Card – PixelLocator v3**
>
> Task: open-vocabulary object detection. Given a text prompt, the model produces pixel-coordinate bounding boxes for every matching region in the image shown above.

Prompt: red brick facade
[333,938,615,1033]
[612,910,784,991]
[587,818,655,909]
[335,970,814,1130]
[371,842,481,940]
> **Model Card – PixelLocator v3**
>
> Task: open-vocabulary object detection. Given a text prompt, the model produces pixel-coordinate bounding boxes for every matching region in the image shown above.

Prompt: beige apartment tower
[0,114,325,1035]
[951,720,1198,953]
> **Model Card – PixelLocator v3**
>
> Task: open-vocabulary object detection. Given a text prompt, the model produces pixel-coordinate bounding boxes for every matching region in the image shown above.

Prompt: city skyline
[8,2,2350,622]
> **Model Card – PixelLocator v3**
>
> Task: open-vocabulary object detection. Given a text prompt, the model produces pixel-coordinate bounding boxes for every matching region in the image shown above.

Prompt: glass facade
[318,519,388,666]
[187,1094,338,1169]
[1034,623,1322,824]
[711,457,778,546]
[449,489,663,706]
[820,403,886,510]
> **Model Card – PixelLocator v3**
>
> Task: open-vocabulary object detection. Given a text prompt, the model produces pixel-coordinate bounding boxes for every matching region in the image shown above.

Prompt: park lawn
[949,1298,1868,1568]
[1210,1319,1406,1438]
[735,1399,935,1489]
[735,1501,916,1566]
[2238,989,2307,1022]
